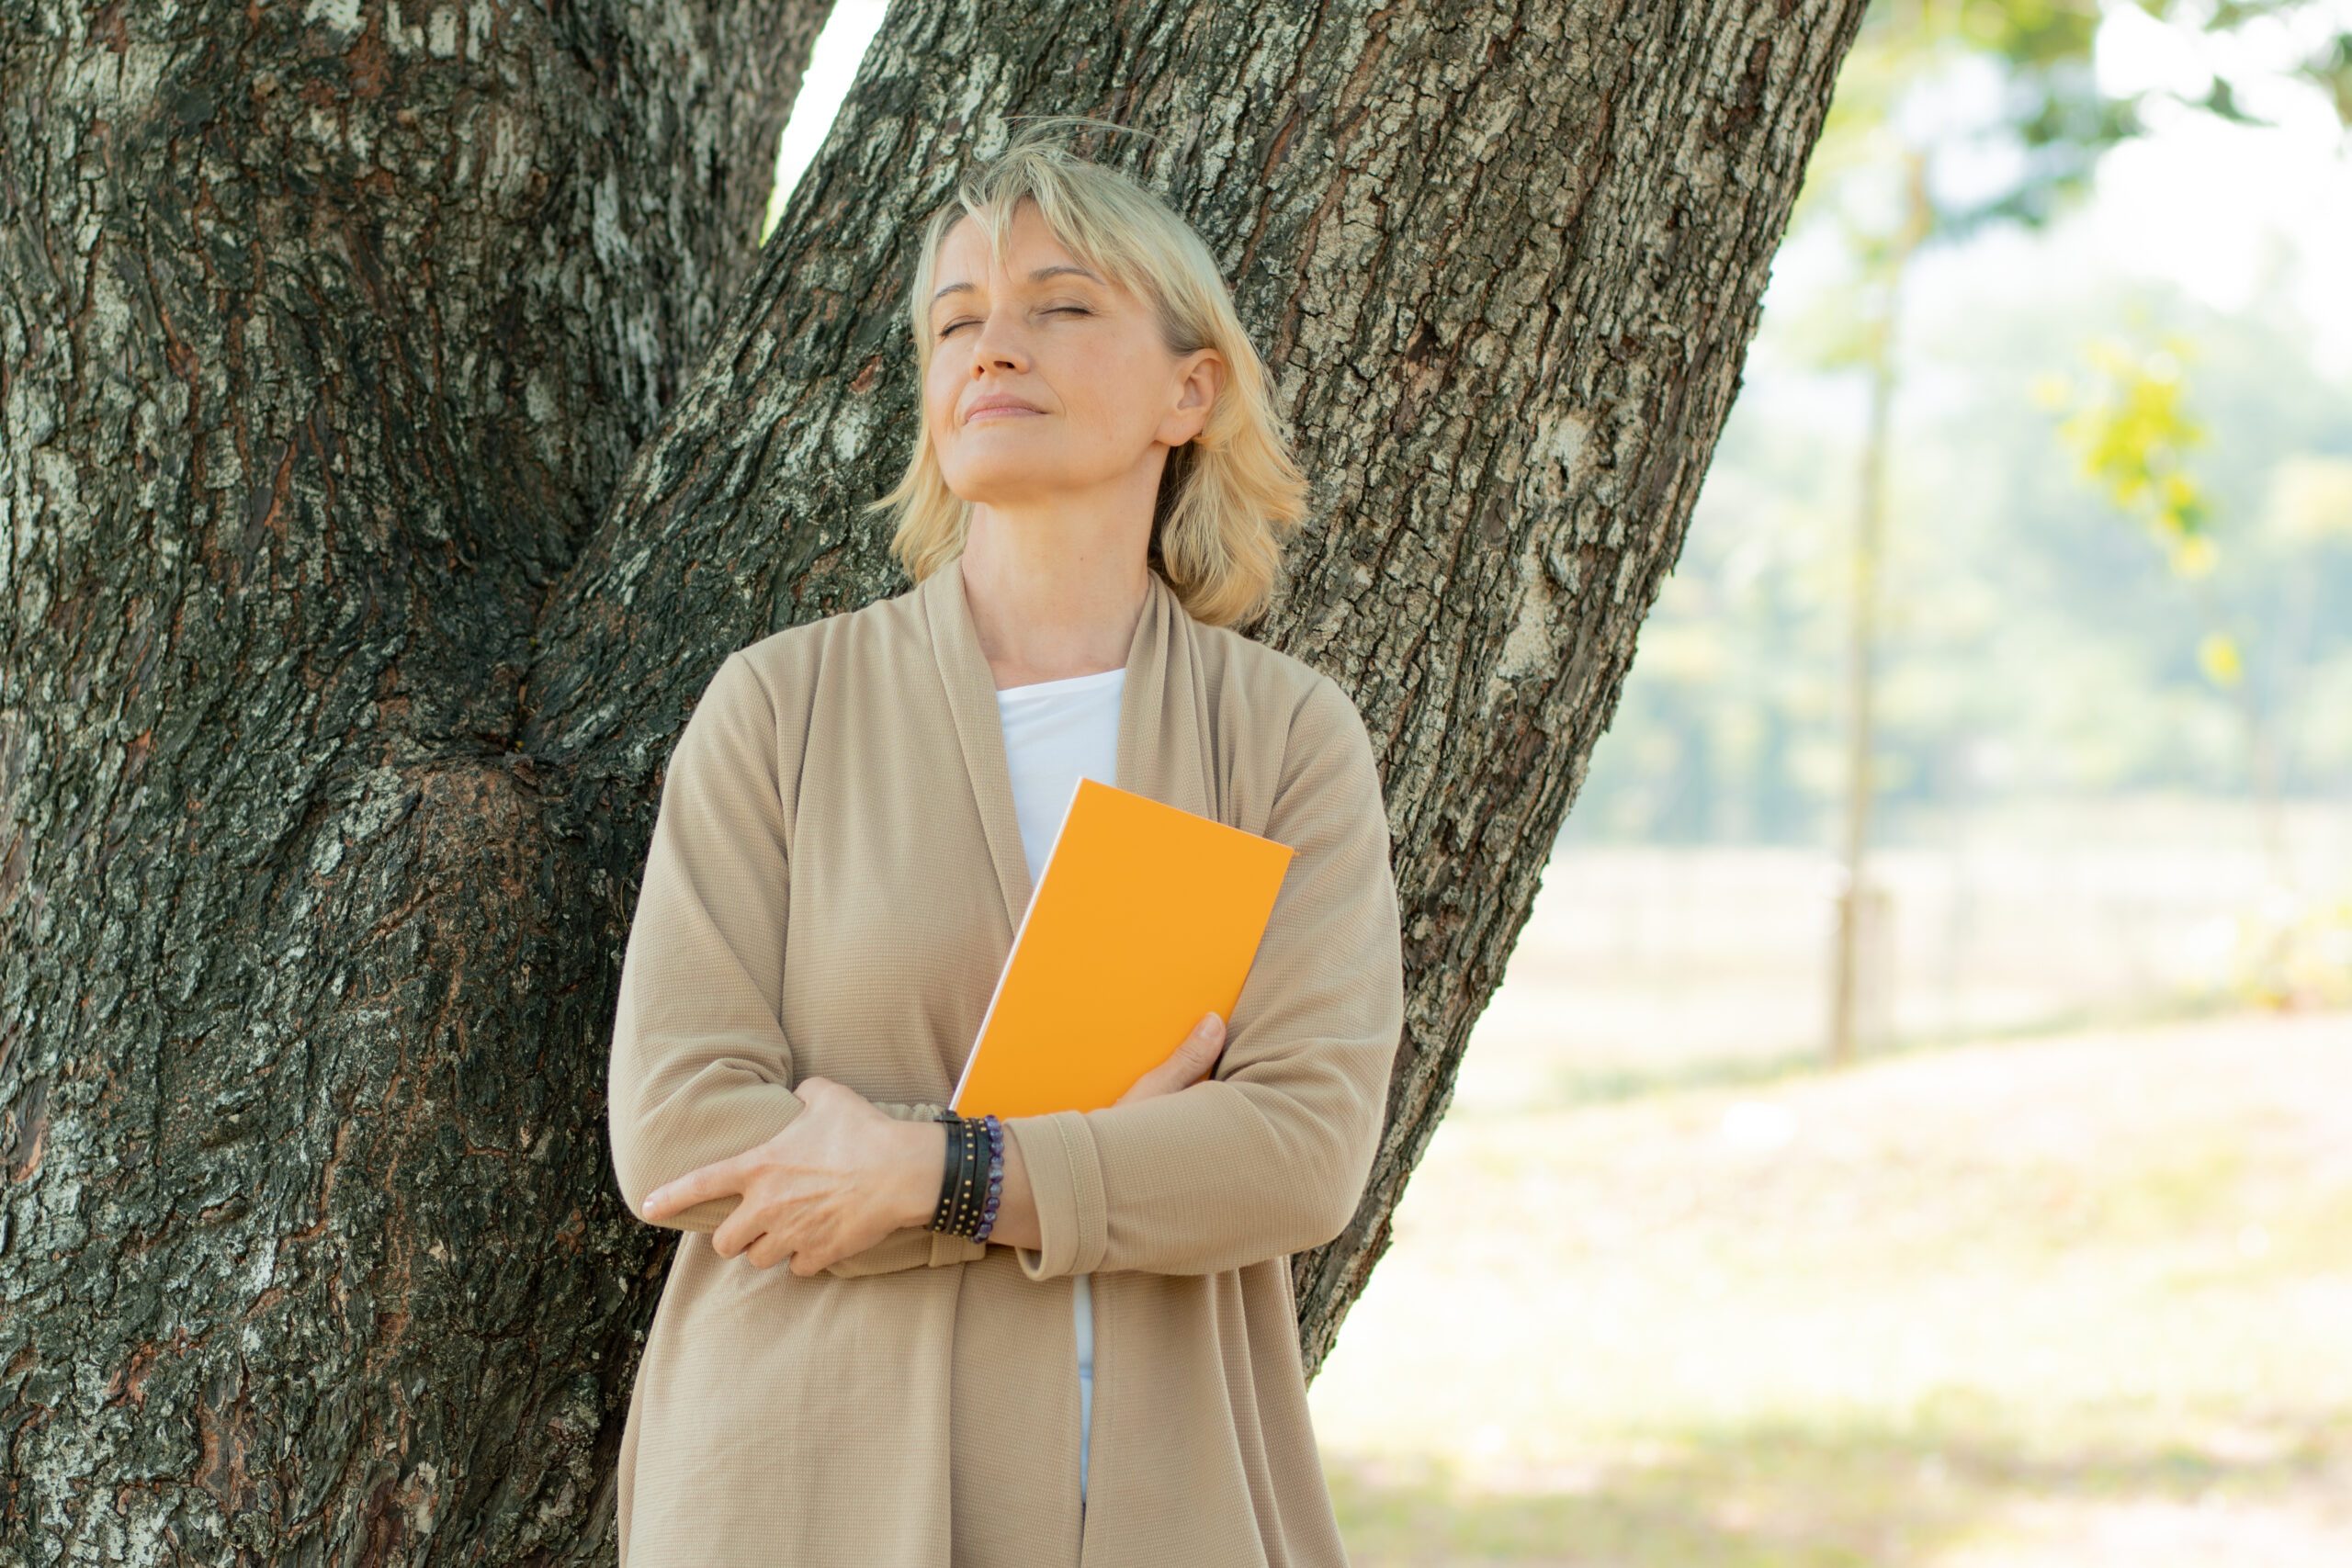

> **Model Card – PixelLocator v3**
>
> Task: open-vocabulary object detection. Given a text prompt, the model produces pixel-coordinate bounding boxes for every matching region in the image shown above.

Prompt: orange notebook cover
[949,777,1296,1119]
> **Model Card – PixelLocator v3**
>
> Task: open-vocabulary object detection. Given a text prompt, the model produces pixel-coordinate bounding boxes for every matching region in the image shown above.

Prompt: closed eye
[936,306,1092,339]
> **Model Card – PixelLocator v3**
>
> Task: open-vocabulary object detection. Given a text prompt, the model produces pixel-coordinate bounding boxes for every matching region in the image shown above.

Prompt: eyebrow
[930,264,1105,306]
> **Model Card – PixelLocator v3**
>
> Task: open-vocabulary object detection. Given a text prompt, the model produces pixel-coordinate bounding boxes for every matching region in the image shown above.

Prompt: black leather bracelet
[930,1110,962,1234]
[955,1114,983,1236]
[930,1111,983,1237]
[925,1111,1009,1243]
[944,1115,967,1237]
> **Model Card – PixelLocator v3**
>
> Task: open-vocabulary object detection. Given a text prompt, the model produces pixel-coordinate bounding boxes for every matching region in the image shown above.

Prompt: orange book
[949,777,1296,1118]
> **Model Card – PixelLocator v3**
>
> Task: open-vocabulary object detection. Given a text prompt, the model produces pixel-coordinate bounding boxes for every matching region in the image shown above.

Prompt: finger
[1185,1013,1227,1080]
[1117,1014,1229,1105]
[1120,1058,1182,1104]
[643,1152,752,1222]
[711,1203,771,1261]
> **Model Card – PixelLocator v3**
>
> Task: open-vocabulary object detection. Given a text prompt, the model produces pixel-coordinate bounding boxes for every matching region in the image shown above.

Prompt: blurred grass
[1479,814,2352,1111]
[1311,840,2351,1565]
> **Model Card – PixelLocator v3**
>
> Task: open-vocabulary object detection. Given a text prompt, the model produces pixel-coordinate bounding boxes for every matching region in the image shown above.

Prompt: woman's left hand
[639,1077,930,1274]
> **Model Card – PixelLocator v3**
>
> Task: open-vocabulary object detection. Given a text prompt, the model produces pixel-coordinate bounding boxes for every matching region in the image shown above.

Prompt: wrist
[899,1120,950,1230]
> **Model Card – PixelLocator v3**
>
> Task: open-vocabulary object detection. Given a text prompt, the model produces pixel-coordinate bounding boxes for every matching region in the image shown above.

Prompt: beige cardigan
[607,553,1406,1567]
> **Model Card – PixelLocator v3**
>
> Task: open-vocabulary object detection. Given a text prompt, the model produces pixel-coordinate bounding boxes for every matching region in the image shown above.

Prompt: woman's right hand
[1114,1011,1227,1105]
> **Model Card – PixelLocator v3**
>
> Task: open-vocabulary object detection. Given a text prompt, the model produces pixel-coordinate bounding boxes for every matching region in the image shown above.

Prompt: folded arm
[605,649,984,1275]
[1002,674,1407,1280]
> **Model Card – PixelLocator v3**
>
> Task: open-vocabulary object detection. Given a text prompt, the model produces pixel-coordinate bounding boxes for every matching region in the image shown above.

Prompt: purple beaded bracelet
[973,1113,1005,1243]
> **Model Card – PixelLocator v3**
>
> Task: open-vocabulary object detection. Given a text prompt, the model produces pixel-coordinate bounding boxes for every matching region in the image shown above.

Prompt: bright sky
[769,0,2352,381]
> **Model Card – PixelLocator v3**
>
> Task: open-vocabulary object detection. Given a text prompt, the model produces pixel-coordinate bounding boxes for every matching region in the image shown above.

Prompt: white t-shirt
[993,662,1125,1507]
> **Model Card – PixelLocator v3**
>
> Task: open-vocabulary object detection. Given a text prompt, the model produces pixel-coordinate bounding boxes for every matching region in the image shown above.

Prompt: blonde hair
[862,116,1311,630]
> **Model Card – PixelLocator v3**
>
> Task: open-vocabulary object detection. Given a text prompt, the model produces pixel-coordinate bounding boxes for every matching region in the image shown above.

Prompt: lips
[965,397,1044,423]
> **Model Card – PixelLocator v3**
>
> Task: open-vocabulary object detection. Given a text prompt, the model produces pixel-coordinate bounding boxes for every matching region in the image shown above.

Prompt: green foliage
[1569,270,2352,843]
[2033,332,2215,565]
[1797,0,2350,295]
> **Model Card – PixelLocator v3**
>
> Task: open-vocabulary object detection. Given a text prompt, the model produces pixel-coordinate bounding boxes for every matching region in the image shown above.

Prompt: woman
[606,123,1407,1567]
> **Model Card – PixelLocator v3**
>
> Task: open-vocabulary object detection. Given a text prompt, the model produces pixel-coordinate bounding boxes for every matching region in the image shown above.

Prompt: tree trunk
[0,0,1865,1558]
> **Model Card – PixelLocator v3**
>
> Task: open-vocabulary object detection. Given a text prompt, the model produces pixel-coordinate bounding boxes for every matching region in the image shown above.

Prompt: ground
[1313,843,2350,1566]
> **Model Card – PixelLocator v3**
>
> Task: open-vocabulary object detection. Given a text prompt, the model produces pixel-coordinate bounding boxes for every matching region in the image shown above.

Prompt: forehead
[932,203,1109,292]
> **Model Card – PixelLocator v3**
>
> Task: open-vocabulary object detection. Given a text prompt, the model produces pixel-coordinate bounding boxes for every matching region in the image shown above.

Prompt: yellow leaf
[2199,632,2242,686]
[2172,534,2220,579]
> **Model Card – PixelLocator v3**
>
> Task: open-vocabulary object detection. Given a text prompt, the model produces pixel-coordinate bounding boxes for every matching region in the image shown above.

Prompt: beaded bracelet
[974,1114,1004,1242]
[927,1111,1006,1243]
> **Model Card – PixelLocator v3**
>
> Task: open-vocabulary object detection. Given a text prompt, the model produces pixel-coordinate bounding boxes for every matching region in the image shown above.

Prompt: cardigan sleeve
[605,649,986,1274]
[1001,673,1406,1279]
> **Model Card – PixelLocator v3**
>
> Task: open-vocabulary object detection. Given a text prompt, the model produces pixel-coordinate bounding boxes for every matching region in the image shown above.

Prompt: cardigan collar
[920,550,1216,935]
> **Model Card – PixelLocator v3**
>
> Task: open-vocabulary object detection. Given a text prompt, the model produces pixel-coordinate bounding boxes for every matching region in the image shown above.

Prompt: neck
[956,508,1153,690]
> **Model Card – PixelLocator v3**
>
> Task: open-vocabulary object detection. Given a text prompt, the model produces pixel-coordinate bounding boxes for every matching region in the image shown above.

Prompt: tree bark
[0,0,1865,1559]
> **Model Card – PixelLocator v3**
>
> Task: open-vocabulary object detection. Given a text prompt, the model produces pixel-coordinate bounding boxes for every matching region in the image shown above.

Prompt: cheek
[1081,382,1161,450]
[1071,351,1159,433]
[922,368,959,437]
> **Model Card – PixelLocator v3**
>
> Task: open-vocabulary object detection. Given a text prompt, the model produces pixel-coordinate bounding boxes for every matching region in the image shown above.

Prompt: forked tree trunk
[0,0,1864,1557]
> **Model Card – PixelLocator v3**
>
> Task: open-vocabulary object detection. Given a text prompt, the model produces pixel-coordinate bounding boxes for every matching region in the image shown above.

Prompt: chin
[941,463,1073,503]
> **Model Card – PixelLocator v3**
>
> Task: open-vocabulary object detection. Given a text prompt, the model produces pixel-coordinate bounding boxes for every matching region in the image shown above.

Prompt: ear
[1165,349,1225,446]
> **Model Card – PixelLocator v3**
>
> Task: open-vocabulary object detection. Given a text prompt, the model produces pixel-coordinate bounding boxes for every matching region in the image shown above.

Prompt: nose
[965,308,1031,370]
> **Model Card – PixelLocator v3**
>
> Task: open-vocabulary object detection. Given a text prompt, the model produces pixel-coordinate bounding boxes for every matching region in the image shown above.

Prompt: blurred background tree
[1562,0,2352,1064]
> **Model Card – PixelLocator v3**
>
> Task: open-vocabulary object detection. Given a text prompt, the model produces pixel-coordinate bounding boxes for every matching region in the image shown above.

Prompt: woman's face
[922,199,1222,512]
